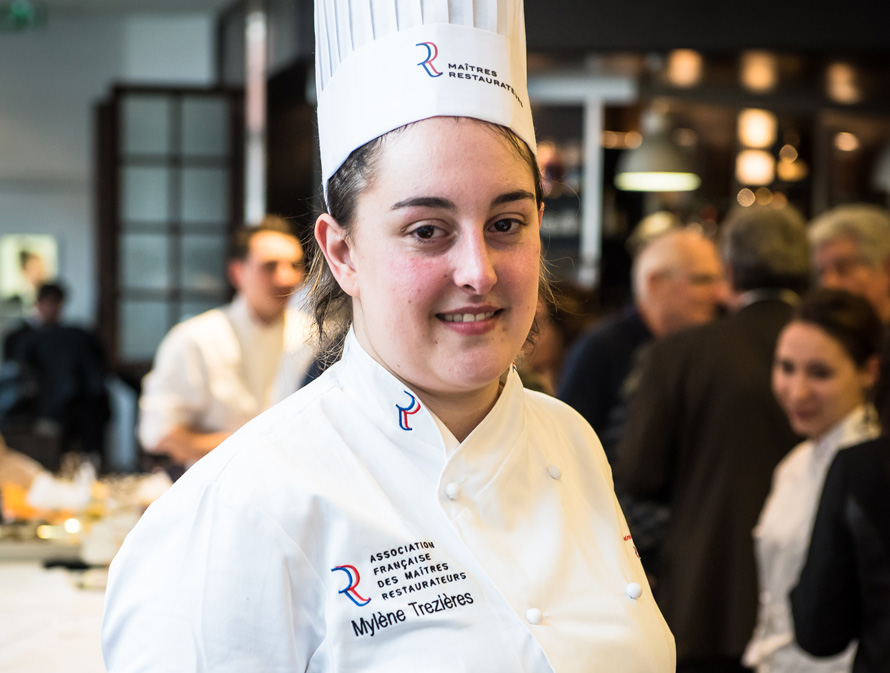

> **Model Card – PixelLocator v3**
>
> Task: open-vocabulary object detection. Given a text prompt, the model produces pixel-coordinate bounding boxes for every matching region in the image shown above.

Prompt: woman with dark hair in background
[790,326,890,673]
[745,288,883,673]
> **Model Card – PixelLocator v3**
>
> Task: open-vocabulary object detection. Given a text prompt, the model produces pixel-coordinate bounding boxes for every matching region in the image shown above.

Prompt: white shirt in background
[137,294,315,453]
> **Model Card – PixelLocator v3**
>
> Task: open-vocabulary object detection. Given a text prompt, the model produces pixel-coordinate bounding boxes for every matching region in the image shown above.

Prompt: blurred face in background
[640,231,728,335]
[772,320,877,440]
[814,236,890,323]
[229,231,305,323]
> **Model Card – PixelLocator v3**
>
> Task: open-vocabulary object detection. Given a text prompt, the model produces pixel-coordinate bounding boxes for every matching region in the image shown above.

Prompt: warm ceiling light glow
[772,192,788,208]
[737,188,756,207]
[741,51,778,92]
[754,187,773,205]
[777,157,809,182]
[601,131,621,149]
[666,49,703,88]
[738,109,778,148]
[826,63,861,104]
[736,149,775,186]
[624,131,642,148]
[64,518,82,534]
[834,132,860,152]
[779,144,798,162]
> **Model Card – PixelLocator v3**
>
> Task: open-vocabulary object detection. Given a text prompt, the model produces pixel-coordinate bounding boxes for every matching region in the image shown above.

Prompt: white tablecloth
[0,562,106,673]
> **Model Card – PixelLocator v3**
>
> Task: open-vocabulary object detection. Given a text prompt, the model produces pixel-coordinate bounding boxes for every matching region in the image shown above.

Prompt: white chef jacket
[104,330,675,673]
[138,295,316,452]
[744,405,878,673]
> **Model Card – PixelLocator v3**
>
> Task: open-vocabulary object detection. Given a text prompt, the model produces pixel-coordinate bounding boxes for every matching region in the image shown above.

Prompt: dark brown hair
[793,288,883,368]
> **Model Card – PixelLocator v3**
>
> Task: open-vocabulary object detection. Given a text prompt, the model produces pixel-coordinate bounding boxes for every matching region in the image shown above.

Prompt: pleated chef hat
[315,0,536,198]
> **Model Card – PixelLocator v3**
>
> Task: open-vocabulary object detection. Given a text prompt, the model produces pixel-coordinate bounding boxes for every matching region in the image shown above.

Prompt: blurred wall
[0,10,217,327]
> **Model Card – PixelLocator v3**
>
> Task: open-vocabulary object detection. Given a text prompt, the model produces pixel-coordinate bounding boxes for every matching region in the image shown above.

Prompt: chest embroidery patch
[331,564,372,606]
[335,540,477,639]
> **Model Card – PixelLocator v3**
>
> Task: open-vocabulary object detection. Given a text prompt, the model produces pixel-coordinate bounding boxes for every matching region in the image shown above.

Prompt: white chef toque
[314,0,536,200]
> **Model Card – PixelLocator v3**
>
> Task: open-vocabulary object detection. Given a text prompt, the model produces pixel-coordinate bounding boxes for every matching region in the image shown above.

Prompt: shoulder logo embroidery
[396,391,422,431]
[623,534,641,559]
[331,564,371,607]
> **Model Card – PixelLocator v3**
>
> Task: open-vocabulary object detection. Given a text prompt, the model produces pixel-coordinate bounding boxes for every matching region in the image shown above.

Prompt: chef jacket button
[445,482,462,500]
[547,465,562,480]
[625,582,643,600]
[525,608,543,625]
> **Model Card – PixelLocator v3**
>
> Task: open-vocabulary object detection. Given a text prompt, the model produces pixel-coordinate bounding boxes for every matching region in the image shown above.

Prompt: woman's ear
[863,353,881,392]
[315,213,359,297]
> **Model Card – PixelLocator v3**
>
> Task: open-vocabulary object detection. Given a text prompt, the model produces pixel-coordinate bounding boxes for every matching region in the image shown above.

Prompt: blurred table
[0,562,106,673]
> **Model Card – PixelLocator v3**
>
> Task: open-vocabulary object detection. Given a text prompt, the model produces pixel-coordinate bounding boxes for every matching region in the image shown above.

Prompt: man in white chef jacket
[137,215,315,469]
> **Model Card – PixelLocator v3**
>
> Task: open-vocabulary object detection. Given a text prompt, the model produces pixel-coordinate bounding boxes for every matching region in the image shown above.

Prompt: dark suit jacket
[791,437,890,673]
[557,306,652,442]
[615,298,800,662]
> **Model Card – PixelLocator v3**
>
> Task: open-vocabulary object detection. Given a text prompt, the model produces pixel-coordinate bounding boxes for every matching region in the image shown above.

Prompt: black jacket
[791,436,890,673]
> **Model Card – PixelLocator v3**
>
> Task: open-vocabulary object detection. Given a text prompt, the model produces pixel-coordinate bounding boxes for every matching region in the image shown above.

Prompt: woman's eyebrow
[391,190,535,211]
[491,189,536,207]
[391,196,456,211]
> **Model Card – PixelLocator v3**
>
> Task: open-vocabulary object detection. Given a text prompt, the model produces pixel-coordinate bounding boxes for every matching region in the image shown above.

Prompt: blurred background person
[745,288,882,673]
[558,226,727,583]
[137,215,315,472]
[809,203,890,324]
[616,205,810,673]
[558,226,727,457]
[516,281,597,395]
[0,282,109,472]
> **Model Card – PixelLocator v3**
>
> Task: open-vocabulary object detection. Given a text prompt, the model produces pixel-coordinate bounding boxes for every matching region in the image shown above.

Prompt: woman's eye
[412,224,439,240]
[490,218,520,233]
[809,366,833,380]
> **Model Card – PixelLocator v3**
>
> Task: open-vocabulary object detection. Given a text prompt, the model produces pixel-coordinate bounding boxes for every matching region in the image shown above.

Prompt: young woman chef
[101,1,675,671]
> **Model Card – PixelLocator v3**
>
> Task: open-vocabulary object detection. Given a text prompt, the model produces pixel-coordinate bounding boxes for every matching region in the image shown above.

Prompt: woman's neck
[413,379,503,443]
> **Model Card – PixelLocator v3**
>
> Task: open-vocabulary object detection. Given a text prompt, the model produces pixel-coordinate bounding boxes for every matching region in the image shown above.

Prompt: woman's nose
[453,232,497,295]
[786,373,812,401]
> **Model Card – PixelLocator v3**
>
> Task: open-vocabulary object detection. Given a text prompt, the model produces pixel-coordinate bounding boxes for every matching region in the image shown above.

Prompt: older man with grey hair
[809,203,890,323]
[615,205,810,673]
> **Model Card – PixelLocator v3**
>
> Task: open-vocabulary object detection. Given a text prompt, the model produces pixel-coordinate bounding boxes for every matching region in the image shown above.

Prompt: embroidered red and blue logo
[396,391,422,431]
[416,41,443,78]
[331,564,371,607]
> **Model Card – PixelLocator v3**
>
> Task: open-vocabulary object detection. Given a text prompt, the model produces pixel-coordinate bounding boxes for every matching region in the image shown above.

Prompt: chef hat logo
[314,0,537,198]
[416,41,444,78]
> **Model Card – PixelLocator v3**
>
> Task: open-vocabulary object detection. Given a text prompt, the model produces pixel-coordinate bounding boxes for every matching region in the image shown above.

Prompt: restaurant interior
[1,0,889,669]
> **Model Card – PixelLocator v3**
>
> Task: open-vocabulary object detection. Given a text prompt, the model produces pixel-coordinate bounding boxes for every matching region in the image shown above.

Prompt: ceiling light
[737,109,777,148]
[736,149,775,186]
[833,132,860,152]
[666,50,703,88]
[614,109,701,192]
[740,51,778,93]
[826,63,861,105]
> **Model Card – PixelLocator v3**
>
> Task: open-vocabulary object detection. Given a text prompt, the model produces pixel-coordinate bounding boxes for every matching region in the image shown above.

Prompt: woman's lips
[436,308,501,334]
[439,310,497,323]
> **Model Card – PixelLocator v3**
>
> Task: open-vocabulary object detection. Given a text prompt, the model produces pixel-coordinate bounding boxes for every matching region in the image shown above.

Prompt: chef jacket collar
[439,363,527,504]
[334,329,524,466]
